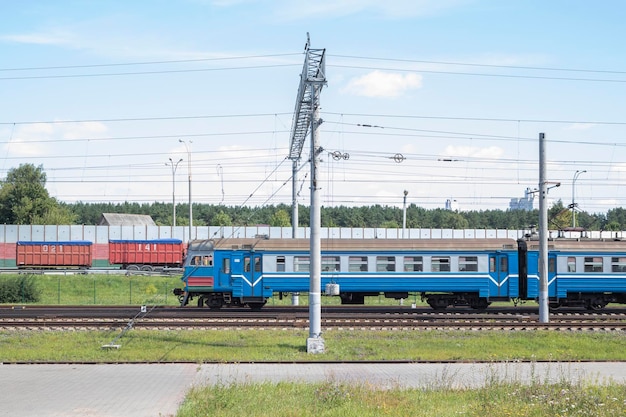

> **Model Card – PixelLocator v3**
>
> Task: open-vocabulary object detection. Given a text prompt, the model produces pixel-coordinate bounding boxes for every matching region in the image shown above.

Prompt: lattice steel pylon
[288,35,326,161]
[289,35,326,239]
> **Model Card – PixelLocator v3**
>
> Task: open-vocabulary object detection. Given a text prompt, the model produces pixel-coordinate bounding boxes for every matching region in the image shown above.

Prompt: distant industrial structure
[445,199,459,211]
[509,188,536,211]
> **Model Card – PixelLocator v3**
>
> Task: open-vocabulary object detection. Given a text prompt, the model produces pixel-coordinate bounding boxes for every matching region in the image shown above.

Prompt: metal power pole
[287,34,326,353]
[166,158,183,228]
[538,132,549,323]
[572,170,586,228]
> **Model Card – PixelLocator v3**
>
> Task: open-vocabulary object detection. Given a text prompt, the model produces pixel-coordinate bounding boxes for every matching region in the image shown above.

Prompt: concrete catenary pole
[538,132,549,323]
[292,160,299,238]
[286,35,326,352]
[291,160,300,306]
[307,82,324,353]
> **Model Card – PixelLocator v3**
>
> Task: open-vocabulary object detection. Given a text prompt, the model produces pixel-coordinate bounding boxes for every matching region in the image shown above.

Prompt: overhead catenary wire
[1,52,625,211]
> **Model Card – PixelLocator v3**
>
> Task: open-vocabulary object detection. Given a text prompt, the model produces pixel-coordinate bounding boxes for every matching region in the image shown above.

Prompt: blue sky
[1,0,626,214]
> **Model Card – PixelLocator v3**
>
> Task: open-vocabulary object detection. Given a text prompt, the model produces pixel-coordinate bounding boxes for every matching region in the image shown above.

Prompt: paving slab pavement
[195,362,626,389]
[0,363,198,417]
[3,362,626,416]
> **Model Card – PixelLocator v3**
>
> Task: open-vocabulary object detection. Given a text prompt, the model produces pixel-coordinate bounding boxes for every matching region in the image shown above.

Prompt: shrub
[0,274,41,303]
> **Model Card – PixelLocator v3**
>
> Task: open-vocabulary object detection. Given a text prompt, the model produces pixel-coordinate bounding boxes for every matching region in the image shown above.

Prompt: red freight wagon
[108,239,184,271]
[16,241,93,268]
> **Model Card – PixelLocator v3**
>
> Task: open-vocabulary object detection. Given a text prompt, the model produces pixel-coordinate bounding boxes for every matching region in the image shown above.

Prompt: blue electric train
[172,237,626,311]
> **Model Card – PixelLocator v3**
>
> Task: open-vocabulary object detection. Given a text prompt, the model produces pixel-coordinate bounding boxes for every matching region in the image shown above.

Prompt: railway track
[2,305,626,331]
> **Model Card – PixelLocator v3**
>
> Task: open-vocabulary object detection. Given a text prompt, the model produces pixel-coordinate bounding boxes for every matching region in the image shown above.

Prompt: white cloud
[5,122,108,157]
[342,71,423,98]
[274,0,470,20]
[0,32,73,46]
[60,122,108,140]
[565,123,596,131]
[4,124,53,157]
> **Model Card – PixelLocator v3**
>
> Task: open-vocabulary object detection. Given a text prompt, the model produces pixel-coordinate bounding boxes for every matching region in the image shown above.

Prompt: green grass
[176,379,626,417]
[1,273,184,306]
[2,317,625,416]
[1,329,626,363]
[0,273,426,307]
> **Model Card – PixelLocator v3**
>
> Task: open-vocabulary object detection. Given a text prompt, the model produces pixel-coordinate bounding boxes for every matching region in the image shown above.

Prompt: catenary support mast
[538,132,549,323]
[287,34,326,353]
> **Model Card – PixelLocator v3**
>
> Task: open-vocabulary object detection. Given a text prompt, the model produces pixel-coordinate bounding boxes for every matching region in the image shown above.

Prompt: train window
[549,258,556,273]
[489,257,496,273]
[404,256,423,272]
[294,256,310,272]
[376,256,396,272]
[223,258,230,274]
[244,257,251,272]
[202,256,213,266]
[584,257,603,273]
[431,256,450,272]
[611,257,626,272]
[322,256,340,272]
[254,257,261,272]
[500,257,508,273]
[276,256,286,272]
[349,256,368,272]
[567,257,576,272]
[459,256,478,272]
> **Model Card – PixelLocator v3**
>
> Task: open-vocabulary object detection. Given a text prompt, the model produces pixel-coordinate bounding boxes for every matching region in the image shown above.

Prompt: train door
[238,252,263,297]
[489,252,509,297]
[548,252,557,298]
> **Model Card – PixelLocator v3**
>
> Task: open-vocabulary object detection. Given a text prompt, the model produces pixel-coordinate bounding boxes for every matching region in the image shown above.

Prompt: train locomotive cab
[173,239,270,310]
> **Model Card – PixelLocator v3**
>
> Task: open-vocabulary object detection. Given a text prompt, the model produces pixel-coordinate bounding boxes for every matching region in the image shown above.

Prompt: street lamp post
[572,170,586,228]
[179,139,193,241]
[166,158,183,227]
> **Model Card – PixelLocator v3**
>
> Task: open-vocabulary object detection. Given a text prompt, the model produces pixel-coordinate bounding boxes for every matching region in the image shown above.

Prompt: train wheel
[427,297,447,310]
[140,265,153,272]
[127,265,140,271]
[470,298,490,310]
[197,296,206,307]
[202,294,223,310]
[587,299,607,311]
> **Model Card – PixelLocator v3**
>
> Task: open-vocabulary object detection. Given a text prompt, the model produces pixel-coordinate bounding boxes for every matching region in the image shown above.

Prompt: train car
[16,241,93,269]
[108,239,184,271]
[173,237,520,310]
[523,239,626,310]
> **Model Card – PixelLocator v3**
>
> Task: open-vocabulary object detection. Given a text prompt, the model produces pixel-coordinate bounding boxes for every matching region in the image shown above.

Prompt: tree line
[2,164,626,231]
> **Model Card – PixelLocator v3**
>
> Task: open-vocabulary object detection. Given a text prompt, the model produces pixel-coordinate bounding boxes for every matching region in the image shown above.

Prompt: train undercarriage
[173,289,267,310]
[174,287,626,312]
[548,292,626,311]
[421,292,493,310]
